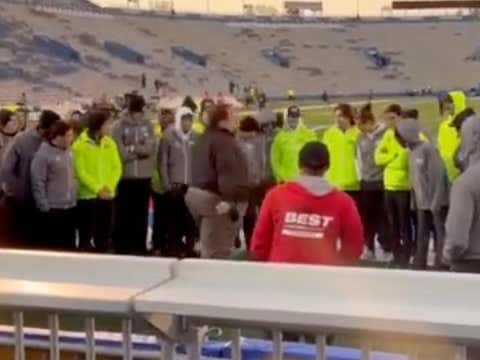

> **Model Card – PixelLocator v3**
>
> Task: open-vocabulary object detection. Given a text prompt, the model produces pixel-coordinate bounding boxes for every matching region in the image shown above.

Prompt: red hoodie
[250,180,363,265]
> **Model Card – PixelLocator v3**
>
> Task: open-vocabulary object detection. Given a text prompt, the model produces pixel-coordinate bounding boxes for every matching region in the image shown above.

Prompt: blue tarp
[104,41,145,64]
[364,48,390,68]
[261,48,290,68]
[171,46,207,67]
[33,35,80,62]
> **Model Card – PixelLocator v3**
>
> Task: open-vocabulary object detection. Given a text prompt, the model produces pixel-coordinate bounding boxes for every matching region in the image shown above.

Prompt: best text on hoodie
[250,176,363,265]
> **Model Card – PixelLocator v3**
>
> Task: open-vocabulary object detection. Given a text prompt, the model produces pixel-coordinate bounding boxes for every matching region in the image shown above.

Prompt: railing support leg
[48,313,60,360]
[14,311,25,360]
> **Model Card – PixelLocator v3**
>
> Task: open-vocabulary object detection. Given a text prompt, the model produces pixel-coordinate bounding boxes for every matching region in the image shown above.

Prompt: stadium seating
[171,46,207,67]
[364,47,391,69]
[104,41,145,64]
[33,35,81,62]
[261,48,290,68]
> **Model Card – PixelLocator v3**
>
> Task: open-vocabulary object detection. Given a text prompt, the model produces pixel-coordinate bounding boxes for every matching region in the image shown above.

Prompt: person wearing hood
[186,104,250,259]
[451,108,476,172]
[396,118,449,270]
[356,104,390,261]
[0,110,20,186]
[250,141,363,265]
[270,105,317,183]
[31,121,77,250]
[443,115,480,273]
[193,98,215,134]
[2,110,60,246]
[323,103,361,203]
[161,106,200,257]
[112,94,156,255]
[437,91,467,182]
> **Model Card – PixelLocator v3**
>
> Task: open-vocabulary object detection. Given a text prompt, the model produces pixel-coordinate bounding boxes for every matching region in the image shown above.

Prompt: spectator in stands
[396,118,449,270]
[437,91,466,182]
[444,115,480,273]
[2,110,60,247]
[374,104,412,267]
[251,142,363,265]
[287,89,295,101]
[237,116,267,248]
[255,93,276,127]
[141,73,146,89]
[193,98,215,134]
[112,95,155,255]
[323,103,361,206]
[0,110,19,180]
[31,121,76,251]
[151,109,175,256]
[74,111,122,252]
[186,104,250,259]
[161,107,199,257]
[356,104,390,261]
[271,105,317,183]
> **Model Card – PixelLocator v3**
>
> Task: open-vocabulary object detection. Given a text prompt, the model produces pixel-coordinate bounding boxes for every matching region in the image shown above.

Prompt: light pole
[356,0,360,18]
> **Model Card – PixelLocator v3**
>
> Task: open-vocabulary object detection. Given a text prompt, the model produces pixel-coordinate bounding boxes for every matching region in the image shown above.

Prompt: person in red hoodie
[250,141,364,265]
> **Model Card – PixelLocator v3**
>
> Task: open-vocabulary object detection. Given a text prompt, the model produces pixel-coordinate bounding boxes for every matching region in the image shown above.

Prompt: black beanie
[299,141,330,171]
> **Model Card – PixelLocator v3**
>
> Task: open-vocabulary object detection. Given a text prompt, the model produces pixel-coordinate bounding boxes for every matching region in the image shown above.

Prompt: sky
[92,0,395,17]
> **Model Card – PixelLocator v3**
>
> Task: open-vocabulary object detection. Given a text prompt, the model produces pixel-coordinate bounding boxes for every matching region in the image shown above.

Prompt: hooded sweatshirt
[270,120,317,182]
[437,90,466,181]
[1,128,43,203]
[444,116,480,263]
[323,125,361,191]
[112,112,156,180]
[30,142,77,212]
[356,124,388,184]
[250,176,363,265]
[237,134,267,188]
[161,107,200,190]
[396,119,449,211]
[454,115,480,172]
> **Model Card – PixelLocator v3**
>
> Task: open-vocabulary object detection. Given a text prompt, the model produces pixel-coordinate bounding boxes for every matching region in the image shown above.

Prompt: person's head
[238,116,261,142]
[395,118,421,149]
[299,141,330,177]
[357,103,376,134]
[200,98,215,126]
[0,109,19,136]
[71,110,82,122]
[402,108,419,120]
[38,110,61,139]
[286,105,301,129]
[175,107,194,134]
[128,94,146,118]
[441,94,454,116]
[383,104,403,128]
[334,103,355,131]
[87,110,111,138]
[182,95,198,114]
[13,108,28,132]
[158,109,175,130]
[48,121,74,150]
[208,104,234,132]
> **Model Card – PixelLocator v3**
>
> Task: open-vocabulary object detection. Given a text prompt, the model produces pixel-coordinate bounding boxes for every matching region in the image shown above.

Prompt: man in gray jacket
[160,106,200,257]
[396,118,449,269]
[443,115,480,272]
[2,110,60,246]
[112,94,156,255]
[31,121,76,250]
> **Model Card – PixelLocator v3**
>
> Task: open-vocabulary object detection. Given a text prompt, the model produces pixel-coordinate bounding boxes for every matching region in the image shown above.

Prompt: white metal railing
[0,250,478,360]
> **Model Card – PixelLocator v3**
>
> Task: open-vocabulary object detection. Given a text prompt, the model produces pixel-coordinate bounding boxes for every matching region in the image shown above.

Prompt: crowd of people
[0,89,479,273]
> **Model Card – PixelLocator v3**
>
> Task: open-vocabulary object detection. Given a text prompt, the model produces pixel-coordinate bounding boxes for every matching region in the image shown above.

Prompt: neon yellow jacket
[271,122,317,182]
[323,126,361,191]
[192,118,206,134]
[73,131,122,200]
[437,90,466,182]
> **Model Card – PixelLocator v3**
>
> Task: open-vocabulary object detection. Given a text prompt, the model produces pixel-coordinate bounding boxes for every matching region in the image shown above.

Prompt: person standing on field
[112,94,156,255]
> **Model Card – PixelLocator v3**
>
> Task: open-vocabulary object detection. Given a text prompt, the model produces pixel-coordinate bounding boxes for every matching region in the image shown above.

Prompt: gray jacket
[356,124,387,183]
[161,127,200,190]
[455,115,480,172]
[237,135,267,188]
[112,113,156,179]
[30,142,77,212]
[396,118,449,211]
[1,128,43,203]
[444,163,480,263]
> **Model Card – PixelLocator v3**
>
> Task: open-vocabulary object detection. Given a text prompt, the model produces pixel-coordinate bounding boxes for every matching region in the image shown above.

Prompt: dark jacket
[191,128,250,202]
[1,128,43,203]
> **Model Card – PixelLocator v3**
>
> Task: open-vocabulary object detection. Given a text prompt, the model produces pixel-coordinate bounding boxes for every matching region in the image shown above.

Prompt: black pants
[77,199,114,252]
[345,190,361,210]
[5,197,38,249]
[412,208,448,270]
[385,190,412,265]
[165,190,197,257]
[152,191,169,254]
[40,208,76,251]
[113,179,151,255]
[359,182,389,252]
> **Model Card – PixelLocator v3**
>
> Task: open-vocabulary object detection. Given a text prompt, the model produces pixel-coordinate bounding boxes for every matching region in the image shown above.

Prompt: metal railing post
[48,313,60,360]
[315,334,326,360]
[122,318,133,360]
[85,317,96,360]
[14,311,25,360]
[231,329,242,360]
[273,330,283,360]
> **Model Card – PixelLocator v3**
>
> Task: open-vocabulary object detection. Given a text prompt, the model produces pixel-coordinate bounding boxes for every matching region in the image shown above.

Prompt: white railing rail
[0,250,478,360]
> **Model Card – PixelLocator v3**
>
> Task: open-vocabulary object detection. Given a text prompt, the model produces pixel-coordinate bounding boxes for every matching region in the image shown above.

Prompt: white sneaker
[361,249,375,261]
[380,251,394,263]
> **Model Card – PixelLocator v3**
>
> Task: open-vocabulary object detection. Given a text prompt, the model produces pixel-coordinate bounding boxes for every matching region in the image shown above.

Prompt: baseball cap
[287,105,301,119]
[299,142,330,171]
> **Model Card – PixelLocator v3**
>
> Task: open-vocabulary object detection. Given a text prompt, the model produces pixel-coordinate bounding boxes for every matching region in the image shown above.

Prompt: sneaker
[361,249,375,261]
[378,250,394,263]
